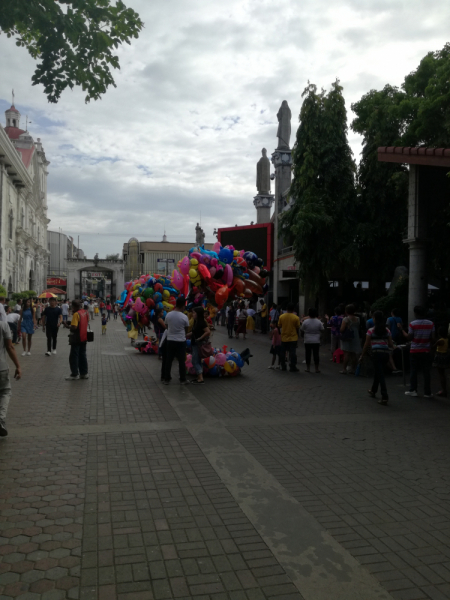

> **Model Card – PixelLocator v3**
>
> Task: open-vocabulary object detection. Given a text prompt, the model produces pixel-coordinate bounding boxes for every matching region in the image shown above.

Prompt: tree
[106,253,120,260]
[280,81,358,296]
[0,0,143,103]
[351,43,450,287]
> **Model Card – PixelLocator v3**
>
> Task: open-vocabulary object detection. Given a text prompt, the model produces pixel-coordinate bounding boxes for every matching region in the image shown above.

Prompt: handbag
[199,341,214,359]
[87,325,94,343]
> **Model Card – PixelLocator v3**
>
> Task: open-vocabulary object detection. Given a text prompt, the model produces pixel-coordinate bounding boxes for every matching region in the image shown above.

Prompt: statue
[195,223,205,247]
[276,100,292,149]
[256,148,271,194]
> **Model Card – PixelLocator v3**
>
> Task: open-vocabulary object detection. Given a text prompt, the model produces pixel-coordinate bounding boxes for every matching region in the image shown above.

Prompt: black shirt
[43,306,62,328]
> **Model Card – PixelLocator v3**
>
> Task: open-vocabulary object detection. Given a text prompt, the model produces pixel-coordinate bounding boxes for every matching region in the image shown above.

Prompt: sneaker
[21,351,27,356]
[163,380,170,385]
[52,350,57,355]
[268,365,274,369]
[80,374,89,379]
[423,394,433,398]
[0,422,7,437]
[179,380,189,385]
[405,390,418,397]
[45,351,51,356]
[65,375,80,380]
[26,352,31,356]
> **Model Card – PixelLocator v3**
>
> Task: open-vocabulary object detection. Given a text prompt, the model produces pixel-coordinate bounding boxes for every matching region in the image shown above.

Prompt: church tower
[5,105,21,129]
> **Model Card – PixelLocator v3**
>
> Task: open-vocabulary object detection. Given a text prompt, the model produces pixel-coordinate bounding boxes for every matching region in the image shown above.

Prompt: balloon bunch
[118,273,186,335]
[171,242,268,308]
[185,346,252,378]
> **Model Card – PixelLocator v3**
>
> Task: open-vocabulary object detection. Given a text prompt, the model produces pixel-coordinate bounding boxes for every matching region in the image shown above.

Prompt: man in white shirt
[0,297,7,323]
[61,301,70,323]
[163,297,189,385]
[6,307,20,344]
[0,320,21,437]
[14,299,22,314]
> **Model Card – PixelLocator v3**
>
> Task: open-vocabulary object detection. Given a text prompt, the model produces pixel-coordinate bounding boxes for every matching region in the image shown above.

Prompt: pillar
[407,240,427,322]
[253,194,274,224]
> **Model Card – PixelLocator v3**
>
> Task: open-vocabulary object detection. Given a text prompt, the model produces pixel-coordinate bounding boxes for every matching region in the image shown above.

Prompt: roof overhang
[378,146,450,168]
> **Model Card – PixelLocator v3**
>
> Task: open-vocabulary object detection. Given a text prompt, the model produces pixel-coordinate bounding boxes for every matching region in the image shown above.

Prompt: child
[246,308,256,333]
[268,320,281,369]
[101,313,107,335]
[433,326,449,397]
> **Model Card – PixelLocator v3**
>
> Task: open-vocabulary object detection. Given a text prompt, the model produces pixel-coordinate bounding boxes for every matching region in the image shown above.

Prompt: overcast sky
[0,0,449,258]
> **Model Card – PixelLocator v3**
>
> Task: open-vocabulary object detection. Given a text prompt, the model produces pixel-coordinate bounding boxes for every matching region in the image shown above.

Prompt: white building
[0,104,50,294]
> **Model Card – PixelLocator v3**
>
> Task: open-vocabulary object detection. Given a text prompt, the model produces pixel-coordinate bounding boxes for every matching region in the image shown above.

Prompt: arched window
[9,210,13,239]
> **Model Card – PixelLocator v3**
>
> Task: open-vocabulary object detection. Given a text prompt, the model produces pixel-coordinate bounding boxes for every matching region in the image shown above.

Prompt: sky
[0,0,449,258]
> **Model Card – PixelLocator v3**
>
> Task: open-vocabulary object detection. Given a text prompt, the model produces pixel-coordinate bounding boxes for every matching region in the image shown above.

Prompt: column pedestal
[253,194,274,224]
[404,238,427,323]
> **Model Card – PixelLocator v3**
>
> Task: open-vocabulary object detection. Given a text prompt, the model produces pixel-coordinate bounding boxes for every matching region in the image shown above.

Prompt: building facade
[122,238,213,282]
[0,104,50,295]
[47,230,84,292]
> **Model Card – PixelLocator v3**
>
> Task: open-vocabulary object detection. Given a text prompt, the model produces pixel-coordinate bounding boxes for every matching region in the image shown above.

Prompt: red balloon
[146,298,155,308]
[233,277,245,294]
[168,296,176,306]
[154,283,163,292]
[140,316,149,326]
[198,263,211,282]
[215,285,229,307]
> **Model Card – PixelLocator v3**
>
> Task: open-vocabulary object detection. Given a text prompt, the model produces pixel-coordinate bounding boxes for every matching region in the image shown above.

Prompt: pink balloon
[215,353,226,366]
[209,267,216,277]
[172,270,184,291]
[210,258,218,268]
[213,242,221,253]
[191,252,201,261]
[224,264,233,287]
[179,256,190,275]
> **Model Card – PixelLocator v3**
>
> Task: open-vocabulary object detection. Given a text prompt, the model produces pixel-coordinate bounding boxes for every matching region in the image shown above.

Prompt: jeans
[410,352,431,395]
[192,345,203,375]
[280,341,298,370]
[46,326,59,352]
[69,343,88,377]
[371,352,389,397]
[305,343,320,366]
[114,312,118,320]
[227,323,235,337]
[164,340,186,382]
[0,370,12,424]
[8,322,18,344]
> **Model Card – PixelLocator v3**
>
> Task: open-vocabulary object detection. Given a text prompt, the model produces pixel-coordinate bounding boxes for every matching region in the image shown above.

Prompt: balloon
[163,290,170,299]
[172,270,184,291]
[233,278,245,295]
[224,264,233,287]
[223,360,237,374]
[189,268,198,280]
[208,366,220,377]
[154,283,163,293]
[218,248,233,264]
[198,263,211,282]
[154,292,162,303]
[179,256,190,275]
[213,242,221,253]
[204,356,216,369]
[215,353,226,366]
[146,298,155,308]
[140,316,149,327]
[215,286,228,307]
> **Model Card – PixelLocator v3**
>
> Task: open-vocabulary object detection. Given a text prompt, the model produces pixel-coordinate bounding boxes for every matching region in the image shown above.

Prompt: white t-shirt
[61,303,69,316]
[301,318,324,344]
[7,313,20,324]
[14,304,21,312]
[0,303,7,322]
[0,321,12,371]
[165,310,189,342]
[247,309,256,317]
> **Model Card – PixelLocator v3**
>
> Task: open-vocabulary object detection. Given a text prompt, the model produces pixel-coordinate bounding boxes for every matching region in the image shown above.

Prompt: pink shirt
[271,328,281,347]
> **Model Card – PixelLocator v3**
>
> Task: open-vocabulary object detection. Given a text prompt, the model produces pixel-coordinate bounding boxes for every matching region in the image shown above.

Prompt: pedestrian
[99,300,105,314]
[0,296,7,322]
[235,302,248,340]
[259,299,268,334]
[326,306,343,360]
[14,298,22,314]
[278,302,300,372]
[227,305,236,339]
[35,302,42,327]
[190,307,211,385]
[18,298,36,356]
[42,297,62,356]
[6,307,20,344]
[246,307,256,333]
[301,308,324,373]
[162,296,189,385]
[0,318,22,437]
[153,308,166,359]
[399,305,435,397]
[268,320,281,369]
[339,304,361,374]
[106,301,112,321]
[101,313,107,335]
[220,307,226,327]
[359,310,393,405]
[386,308,403,343]
[63,300,89,380]
[432,326,449,397]
[94,301,99,317]
[269,303,279,324]
[88,300,95,322]
[113,303,118,320]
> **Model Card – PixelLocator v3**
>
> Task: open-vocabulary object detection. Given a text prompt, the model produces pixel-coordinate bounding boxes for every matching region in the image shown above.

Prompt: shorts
[62,315,68,322]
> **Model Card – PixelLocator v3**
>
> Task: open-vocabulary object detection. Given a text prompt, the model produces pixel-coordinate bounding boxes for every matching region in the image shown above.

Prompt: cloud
[0,0,449,257]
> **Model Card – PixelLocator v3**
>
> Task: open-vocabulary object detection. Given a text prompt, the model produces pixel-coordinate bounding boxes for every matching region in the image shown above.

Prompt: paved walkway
[1,317,450,600]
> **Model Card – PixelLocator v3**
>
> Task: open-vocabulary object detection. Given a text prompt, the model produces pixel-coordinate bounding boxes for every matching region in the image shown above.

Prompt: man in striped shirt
[400,305,435,398]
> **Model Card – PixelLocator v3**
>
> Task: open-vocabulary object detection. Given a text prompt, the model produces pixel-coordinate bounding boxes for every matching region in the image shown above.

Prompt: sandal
[191,379,204,385]
[368,390,375,398]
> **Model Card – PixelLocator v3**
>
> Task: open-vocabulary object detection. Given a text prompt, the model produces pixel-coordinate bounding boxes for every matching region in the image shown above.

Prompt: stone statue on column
[276,100,292,149]
[256,148,271,195]
[195,223,205,246]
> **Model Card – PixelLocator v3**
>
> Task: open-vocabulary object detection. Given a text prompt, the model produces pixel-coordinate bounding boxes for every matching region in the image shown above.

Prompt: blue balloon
[219,248,234,264]
[156,302,163,310]
[208,366,219,377]
[186,339,191,349]
[154,292,162,303]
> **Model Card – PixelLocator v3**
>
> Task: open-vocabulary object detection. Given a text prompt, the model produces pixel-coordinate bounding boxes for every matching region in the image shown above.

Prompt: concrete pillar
[253,194,274,224]
[407,240,427,322]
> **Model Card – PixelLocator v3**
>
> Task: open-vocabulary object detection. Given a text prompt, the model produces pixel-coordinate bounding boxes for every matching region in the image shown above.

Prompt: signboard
[47,277,67,286]
[218,223,274,271]
[87,272,105,278]
[105,280,111,285]
[157,258,175,271]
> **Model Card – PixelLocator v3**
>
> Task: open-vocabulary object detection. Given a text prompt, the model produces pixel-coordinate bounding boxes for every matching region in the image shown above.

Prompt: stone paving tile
[0,436,85,599]
[229,419,450,600]
[80,429,304,600]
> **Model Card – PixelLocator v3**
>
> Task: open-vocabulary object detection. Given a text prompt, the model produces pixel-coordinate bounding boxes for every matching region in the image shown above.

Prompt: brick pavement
[0,318,449,599]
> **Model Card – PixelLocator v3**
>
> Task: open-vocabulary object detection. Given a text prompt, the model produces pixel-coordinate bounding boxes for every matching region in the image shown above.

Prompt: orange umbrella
[38,292,57,299]
[46,287,66,295]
